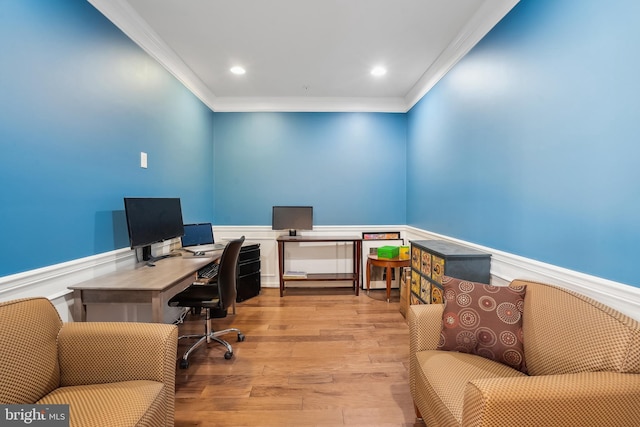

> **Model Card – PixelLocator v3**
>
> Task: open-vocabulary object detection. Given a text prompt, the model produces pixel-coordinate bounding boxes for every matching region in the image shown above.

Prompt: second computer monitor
[272,206,313,236]
[181,223,215,247]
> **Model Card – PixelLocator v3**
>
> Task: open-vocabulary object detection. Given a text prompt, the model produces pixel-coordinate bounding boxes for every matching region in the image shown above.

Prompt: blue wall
[0,1,214,277]
[212,112,407,226]
[4,0,639,289]
[407,0,640,286]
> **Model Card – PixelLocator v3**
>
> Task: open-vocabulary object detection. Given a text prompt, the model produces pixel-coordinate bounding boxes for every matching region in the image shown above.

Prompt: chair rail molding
[405,226,640,322]
[2,223,638,322]
[0,248,136,321]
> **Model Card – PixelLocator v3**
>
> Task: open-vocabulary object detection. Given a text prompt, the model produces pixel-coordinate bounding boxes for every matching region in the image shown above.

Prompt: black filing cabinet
[410,240,491,305]
[237,243,261,302]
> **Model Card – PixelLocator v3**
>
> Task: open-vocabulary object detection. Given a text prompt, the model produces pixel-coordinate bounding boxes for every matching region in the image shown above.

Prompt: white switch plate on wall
[140,152,147,168]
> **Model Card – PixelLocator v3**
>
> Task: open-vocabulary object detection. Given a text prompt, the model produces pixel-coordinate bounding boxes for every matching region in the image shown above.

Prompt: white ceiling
[89,0,519,112]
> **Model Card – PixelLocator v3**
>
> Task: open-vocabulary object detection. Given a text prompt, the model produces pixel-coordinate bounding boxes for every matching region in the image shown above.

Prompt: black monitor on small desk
[272,206,313,236]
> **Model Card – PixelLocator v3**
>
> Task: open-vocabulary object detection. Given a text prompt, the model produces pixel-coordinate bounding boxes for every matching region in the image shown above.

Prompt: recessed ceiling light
[371,66,387,77]
[230,66,246,75]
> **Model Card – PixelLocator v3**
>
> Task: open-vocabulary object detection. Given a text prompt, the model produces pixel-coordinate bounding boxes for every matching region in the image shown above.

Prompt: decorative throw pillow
[437,276,528,374]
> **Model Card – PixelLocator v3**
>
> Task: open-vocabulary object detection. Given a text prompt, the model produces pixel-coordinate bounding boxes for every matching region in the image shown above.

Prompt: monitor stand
[289,229,297,236]
[142,245,152,261]
[141,245,170,267]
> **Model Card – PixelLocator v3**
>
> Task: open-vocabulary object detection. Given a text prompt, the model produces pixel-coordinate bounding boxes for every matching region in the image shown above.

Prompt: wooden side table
[366,254,411,302]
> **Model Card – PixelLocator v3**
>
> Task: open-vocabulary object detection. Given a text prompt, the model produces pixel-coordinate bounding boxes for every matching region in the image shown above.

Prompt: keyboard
[198,263,219,279]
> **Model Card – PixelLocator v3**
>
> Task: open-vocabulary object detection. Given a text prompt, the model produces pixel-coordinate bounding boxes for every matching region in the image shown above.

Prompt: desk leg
[73,289,86,322]
[278,240,285,297]
[151,291,163,323]
[385,267,392,303]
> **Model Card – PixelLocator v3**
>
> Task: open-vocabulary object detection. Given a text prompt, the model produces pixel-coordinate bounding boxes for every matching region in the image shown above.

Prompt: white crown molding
[87,0,219,111]
[403,0,520,110]
[211,96,408,113]
[88,0,519,113]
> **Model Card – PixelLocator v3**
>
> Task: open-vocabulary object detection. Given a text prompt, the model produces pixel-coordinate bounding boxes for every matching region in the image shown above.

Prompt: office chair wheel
[238,333,245,342]
[179,359,189,369]
[224,351,233,360]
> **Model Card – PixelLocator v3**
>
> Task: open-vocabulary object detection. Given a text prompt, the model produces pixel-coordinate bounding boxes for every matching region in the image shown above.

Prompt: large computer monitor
[272,206,313,236]
[124,197,184,262]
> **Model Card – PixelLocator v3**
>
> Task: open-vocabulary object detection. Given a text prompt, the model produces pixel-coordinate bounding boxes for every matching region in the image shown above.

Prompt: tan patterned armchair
[409,280,640,427]
[0,297,178,427]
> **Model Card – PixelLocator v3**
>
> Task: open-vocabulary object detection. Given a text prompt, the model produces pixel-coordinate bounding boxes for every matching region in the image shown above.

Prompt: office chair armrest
[57,322,178,387]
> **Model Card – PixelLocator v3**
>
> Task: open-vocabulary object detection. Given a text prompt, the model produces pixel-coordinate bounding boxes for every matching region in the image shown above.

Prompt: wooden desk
[366,254,411,302]
[69,254,220,323]
[277,235,362,297]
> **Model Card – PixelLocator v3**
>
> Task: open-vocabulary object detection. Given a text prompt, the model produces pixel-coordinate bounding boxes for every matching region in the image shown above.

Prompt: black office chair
[169,236,246,368]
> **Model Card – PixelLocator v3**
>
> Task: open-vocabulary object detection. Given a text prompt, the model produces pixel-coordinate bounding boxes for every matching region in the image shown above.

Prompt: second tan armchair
[409,280,640,426]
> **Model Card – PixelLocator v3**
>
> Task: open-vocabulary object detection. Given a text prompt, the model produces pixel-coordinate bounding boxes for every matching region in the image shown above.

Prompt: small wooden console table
[277,235,362,297]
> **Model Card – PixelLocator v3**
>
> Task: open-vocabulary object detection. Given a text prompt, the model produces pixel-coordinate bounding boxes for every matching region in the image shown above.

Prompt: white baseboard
[2,225,639,322]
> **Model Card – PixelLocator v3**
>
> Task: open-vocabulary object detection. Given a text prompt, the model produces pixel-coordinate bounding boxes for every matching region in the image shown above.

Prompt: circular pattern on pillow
[478,295,497,311]
[455,330,477,351]
[459,308,480,329]
[456,293,472,307]
[476,327,497,347]
[497,302,521,324]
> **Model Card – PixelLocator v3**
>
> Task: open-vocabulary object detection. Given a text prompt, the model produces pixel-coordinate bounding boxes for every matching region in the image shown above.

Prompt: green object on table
[377,246,399,258]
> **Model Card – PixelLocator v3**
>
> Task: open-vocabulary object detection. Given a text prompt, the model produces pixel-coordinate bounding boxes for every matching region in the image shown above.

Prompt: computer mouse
[195,251,205,256]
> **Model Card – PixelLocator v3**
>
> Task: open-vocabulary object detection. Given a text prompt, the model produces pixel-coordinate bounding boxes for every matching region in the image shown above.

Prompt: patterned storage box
[409,240,491,305]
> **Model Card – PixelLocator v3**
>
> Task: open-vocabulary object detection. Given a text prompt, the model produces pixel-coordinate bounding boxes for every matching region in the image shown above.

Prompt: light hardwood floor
[174,287,424,427]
